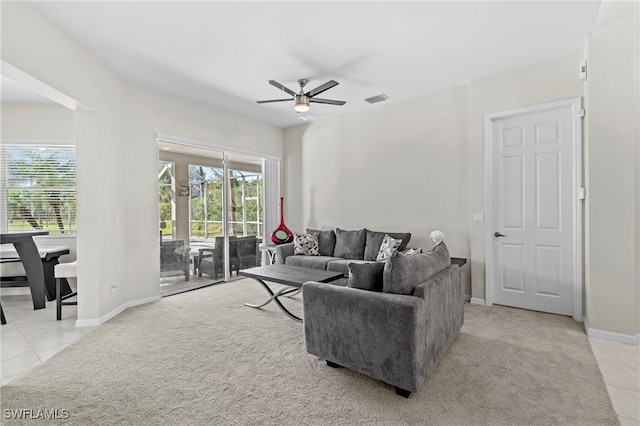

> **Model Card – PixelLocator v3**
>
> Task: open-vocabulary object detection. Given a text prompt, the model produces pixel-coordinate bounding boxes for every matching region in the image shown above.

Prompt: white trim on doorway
[483,97,584,321]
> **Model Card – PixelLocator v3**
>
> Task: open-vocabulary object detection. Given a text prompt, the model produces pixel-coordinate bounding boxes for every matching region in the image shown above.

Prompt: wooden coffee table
[238,264,343,322]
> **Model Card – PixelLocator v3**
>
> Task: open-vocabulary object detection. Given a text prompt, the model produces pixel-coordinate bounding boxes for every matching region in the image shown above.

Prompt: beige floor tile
[590,338,640,369]
[619,416,640,426]
[20,328,87,353]
[0,325,33,359]
[1,351,41,385]
[599,361,640,391]
[607,385,640,421]
[36,342,74,362]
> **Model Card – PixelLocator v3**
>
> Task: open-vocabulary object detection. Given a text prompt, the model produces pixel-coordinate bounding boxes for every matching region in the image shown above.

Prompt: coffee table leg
[244,279,302,322]
[283,288,301,298]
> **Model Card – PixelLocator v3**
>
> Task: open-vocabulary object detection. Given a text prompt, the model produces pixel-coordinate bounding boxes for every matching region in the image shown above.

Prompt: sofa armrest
[302,282,427,392]
[413,265,463,330]
[274,243,294,264]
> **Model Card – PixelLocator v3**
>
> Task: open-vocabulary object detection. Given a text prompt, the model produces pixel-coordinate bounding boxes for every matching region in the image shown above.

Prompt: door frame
[483,97,583,321]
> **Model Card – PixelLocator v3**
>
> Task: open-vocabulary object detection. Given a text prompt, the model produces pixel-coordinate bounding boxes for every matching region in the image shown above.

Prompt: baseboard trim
[75,318,100,327]
[75,295,161,328]
[583,316,639,345]
[464,294,471,302]
[470,297,486,306]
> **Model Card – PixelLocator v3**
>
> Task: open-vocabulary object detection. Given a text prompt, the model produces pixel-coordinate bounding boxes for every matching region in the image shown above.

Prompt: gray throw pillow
[364,230,412,261]
[333,228,367,259]
[348,262,385,292]
[383,242,450,295]
[306,228,336,257]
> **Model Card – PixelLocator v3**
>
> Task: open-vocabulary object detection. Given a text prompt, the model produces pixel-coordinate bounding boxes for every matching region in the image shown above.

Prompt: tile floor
[1,292,95,386]
[1,291,639,424]
[589,337,640,424]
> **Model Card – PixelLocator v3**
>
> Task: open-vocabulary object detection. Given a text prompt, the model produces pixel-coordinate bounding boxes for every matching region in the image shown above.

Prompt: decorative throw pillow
[364,230,412,261]
[347,262,385,292]
[293,233,320,256]
[333,228,367,259]
[402,247,423,255]
[376,234,403,261]
[306,228,336,256]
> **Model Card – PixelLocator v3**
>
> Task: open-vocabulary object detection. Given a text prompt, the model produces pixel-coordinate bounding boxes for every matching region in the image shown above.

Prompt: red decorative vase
[271,197,294,245]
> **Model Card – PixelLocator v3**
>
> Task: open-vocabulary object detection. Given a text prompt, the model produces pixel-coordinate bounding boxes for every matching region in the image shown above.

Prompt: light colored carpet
[1,279,618,425]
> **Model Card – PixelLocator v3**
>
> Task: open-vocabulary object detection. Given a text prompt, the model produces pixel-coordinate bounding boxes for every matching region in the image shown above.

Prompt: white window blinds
[1,144,77,234]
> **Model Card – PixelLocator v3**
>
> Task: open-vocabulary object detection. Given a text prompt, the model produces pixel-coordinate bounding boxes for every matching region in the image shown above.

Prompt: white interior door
[487,99,582,317]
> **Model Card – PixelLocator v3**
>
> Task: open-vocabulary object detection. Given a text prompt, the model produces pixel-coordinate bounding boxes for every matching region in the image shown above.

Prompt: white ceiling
[31,1,601,128]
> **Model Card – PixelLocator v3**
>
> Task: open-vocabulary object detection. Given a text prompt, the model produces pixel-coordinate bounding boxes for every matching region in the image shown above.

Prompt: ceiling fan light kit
[257,78,346,113]
[294,94,310,113]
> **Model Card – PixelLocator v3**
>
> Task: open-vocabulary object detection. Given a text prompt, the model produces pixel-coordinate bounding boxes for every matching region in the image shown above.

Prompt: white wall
[1,2,283,324]
[1,104,75,141]
[584,0,640,337]
[467,54,584,302]
[123,84,282,302]
[284,84,471,294]
[282,126,304,234]
[284,42,639,338]
[283,57,584,300]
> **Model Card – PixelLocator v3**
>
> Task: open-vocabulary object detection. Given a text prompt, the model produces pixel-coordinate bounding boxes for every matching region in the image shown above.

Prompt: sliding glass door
[158,140,271,294]
[226,153,264,276]
[189,164,227,281]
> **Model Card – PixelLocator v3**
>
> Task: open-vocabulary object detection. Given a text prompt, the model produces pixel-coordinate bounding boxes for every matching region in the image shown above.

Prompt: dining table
[0,230,49,310]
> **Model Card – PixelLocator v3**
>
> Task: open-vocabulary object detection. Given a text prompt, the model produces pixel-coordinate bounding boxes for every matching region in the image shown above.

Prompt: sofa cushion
[285,255,342,270]
[383,242,450,295]
[376,234,403,261]
[364,230,411,261]
[327,259,374,277]
[348,262,385,292]
[294,233,319,256]
[334,228,367,260]
[306,228,336,257]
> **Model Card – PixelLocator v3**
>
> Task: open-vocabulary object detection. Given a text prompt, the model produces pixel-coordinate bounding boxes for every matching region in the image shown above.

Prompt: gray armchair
[160,240,190,281]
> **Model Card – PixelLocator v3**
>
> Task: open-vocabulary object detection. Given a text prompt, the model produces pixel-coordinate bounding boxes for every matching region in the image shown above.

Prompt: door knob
[494,232,506,237]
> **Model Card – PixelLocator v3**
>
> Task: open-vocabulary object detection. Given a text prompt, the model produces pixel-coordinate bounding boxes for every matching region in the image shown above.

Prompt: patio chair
[234,236,260,272]
[160,240,191,281]
[198,236,236,280]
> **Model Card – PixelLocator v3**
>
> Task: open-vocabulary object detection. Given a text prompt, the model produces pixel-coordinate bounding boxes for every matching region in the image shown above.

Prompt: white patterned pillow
[402,247,423,255]
[376,234,403,261]
[294,233,320,256]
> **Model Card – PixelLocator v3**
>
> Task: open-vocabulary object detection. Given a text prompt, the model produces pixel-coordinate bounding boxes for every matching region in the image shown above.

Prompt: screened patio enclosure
[158,141,273,294]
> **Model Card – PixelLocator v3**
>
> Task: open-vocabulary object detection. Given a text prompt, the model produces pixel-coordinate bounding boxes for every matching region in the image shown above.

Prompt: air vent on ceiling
[365,94,390,104]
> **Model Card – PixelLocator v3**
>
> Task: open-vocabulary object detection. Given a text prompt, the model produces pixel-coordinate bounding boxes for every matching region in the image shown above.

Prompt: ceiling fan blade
[256,98,293,104]
[309,98,346,106]
[305,80,339,98]
[268,80,297,97]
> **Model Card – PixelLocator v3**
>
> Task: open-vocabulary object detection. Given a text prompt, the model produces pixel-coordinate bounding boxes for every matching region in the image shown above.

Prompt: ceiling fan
[256,79,346,113]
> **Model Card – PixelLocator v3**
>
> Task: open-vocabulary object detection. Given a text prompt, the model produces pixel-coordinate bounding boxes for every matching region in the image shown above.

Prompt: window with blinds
[1,144,76,235]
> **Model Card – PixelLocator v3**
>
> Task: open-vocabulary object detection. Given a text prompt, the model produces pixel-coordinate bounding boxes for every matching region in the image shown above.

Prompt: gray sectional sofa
[276,228,464,397]
[275,228,412,278]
